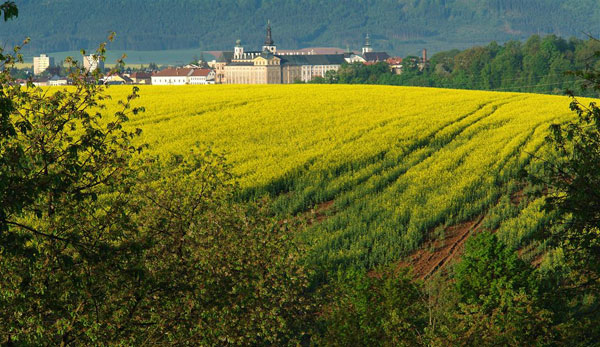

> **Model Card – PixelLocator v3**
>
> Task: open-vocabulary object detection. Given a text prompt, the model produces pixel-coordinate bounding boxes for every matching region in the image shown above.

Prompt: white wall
[151,76,188,85]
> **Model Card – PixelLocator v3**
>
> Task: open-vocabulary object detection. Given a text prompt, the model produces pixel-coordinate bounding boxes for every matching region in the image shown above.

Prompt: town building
[32,77,49,87]
[386,57,403,74]
[217,22,346,84]
[363,52,391,63]
[224,51,285,84]
[151,68,215,85]
[83,54,105,72]
[281,54,346,82]
[189,69,215,84]
[360,34,391,63]
[362,34,373,55]
[33,54,54,75]
[345,53,366,63]
[418,48,428,70]
[200,26,416,83]
[48,75,68,86]
[128,71,152,84]
[103,74,133,85]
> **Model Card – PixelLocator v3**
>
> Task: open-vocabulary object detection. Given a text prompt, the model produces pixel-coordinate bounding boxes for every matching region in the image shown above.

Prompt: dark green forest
[2,0,600,55]
[317,35,600,96]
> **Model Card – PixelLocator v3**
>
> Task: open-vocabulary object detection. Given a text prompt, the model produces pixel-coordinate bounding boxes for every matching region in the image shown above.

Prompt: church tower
[262,20,277,54]
[234,39,244,59]
[362,33,373,55]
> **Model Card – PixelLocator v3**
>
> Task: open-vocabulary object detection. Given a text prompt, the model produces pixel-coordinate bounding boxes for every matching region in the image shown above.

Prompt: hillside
[4,0,600,57]
[106,84,576,272]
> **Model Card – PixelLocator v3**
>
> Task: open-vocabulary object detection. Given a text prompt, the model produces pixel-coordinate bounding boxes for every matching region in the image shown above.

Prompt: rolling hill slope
[108,84,576,272]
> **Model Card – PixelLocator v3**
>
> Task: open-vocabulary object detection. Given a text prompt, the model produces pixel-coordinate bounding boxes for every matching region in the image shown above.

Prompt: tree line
[316,34,600,97]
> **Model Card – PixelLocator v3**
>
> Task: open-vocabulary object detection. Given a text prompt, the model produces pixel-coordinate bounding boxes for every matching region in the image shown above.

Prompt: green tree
[541,90,600,282]
[315,266,427,347]
[0,1,17,21]
[0,6,315,344]
[324,69,338,83]
[445,232,555,346]
[490,41,522,89]
[121,152,316,345]
[530,64,600,343]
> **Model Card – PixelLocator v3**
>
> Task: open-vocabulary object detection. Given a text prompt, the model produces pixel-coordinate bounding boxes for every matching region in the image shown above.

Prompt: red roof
[190,68,212,77]
[153,68,192,77]
[153,68,213,77]
[130,71,151,79]
[386,57,403,64]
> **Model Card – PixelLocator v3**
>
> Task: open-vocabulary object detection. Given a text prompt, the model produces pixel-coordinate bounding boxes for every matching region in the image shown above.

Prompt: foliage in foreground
[446,232,556,346]
[3,3,600,344]
[315,267,427,346]
[0,36,314,345]
[314,232,562,346]
[528,78,600,345]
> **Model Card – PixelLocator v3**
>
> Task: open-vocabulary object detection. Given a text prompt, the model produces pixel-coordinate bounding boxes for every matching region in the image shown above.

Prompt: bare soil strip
[399,216,485,279]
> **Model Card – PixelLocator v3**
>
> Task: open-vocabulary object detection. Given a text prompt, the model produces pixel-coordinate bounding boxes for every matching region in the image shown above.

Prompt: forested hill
[320,35,600,97]
[3,0,600,55]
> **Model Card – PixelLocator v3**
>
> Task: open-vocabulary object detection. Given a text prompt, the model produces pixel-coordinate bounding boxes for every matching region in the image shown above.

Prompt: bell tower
[234,39,244,59]
[262,20,277,54]
[362,33,373,55]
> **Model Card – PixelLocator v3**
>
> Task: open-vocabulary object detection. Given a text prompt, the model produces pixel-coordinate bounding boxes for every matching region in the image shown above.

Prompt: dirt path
[399,215,485,279]
[301,200,335,226]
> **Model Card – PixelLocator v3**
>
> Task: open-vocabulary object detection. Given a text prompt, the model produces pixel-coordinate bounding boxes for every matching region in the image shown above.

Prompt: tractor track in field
[398,215,485,280]
[323,99,512,196]
[255,96,519,202]
[296,99,520,266]
[336,97,517,201]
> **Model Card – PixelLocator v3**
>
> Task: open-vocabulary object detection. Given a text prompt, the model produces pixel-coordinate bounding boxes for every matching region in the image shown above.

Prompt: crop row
[103,84,577,271]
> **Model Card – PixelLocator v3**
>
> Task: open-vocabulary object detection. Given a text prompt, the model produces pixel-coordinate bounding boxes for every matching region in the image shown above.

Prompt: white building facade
[83,55,104,72]
[33,54,54,75]
[300,64,341,82]
[48,75,68,86]
[151,68,215,85]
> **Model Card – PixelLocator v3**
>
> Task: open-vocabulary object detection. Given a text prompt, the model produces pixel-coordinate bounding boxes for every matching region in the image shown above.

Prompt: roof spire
[265,20,274,46]
[362,33,373,55]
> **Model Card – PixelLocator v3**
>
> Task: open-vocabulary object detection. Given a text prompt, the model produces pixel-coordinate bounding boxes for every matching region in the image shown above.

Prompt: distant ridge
[2,0,600,56]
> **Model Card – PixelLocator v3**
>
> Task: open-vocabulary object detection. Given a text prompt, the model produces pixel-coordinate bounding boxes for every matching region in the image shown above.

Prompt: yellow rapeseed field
[104,84,577,270]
